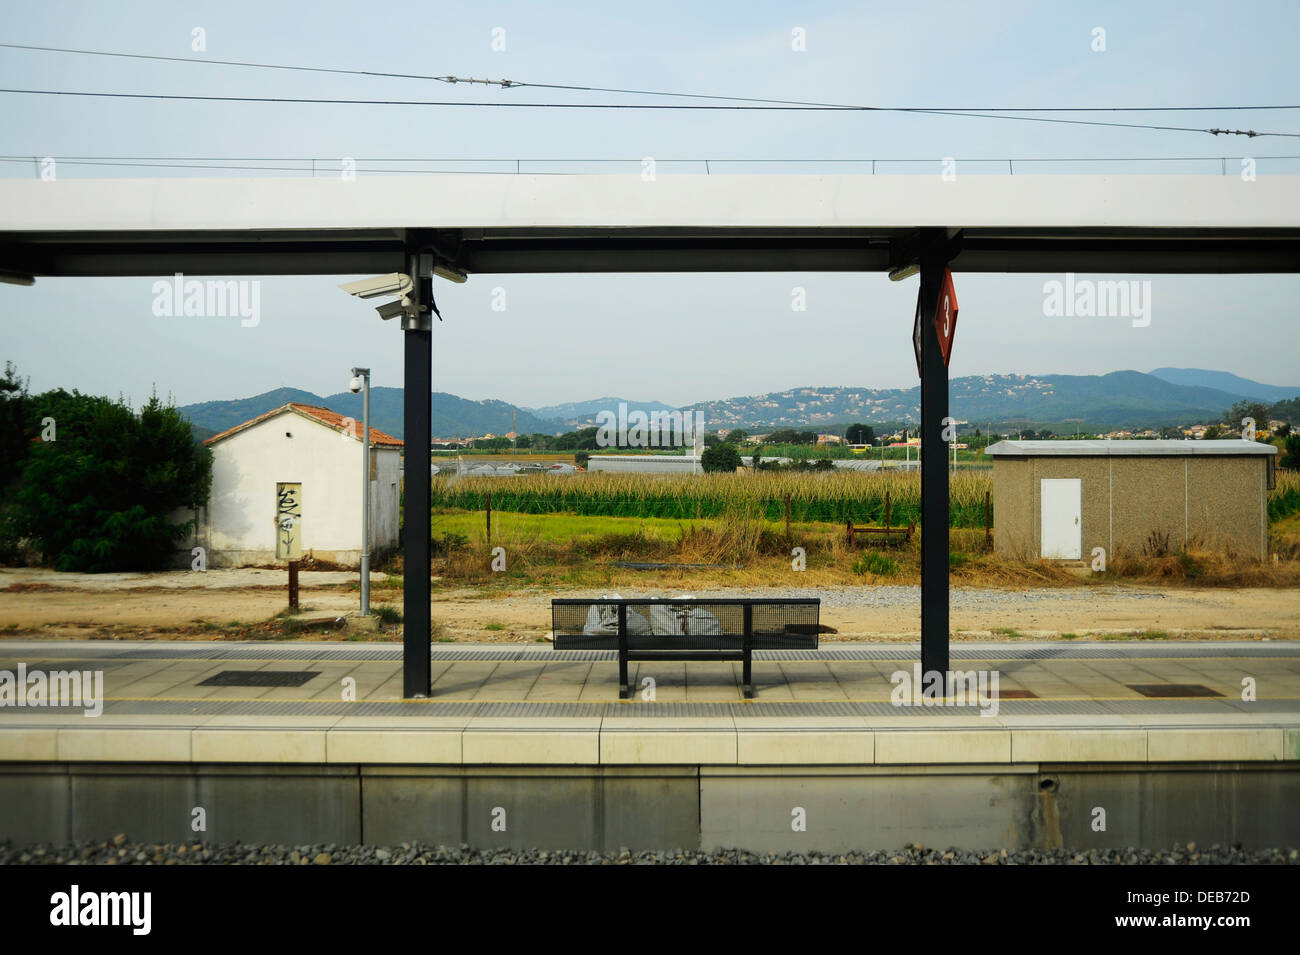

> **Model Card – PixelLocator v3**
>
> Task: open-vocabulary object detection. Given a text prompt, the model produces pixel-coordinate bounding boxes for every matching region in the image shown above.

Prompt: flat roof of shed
[986,439,1277,456]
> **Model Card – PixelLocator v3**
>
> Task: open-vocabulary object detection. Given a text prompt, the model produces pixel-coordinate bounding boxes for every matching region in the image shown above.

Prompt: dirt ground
[1,567,1297,642]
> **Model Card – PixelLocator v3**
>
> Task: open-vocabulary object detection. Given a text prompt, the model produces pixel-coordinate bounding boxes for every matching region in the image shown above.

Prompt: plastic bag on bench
[582,594,651,636]
[647,598,723,637]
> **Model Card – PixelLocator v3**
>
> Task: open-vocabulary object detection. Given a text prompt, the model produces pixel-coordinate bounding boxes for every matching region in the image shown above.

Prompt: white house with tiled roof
[185,403,402,568]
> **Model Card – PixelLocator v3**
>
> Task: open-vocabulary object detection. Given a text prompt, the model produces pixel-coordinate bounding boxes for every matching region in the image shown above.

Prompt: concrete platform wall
[4,761,1299,852]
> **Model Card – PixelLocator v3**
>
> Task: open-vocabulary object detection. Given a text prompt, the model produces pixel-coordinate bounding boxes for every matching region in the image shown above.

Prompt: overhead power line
[1,42,1298,138]
[0,88,1295,138]
[3,154,1298,165]
[1,42,1296,112]
[3,154,1298,178]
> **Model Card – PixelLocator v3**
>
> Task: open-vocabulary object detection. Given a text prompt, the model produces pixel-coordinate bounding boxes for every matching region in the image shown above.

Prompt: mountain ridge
[178,370,1298,439]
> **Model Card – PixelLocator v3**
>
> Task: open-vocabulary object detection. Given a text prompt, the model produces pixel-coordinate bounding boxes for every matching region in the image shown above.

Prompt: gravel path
[3,838,1296,865]
[560,585,1169,610]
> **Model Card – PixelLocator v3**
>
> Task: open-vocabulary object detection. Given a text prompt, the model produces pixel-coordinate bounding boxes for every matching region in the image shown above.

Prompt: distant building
[182,403,402,568]
[987,439,1276,560]
[588,455,702,474]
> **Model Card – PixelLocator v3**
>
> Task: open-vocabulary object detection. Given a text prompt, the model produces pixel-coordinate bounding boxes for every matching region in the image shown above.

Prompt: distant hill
[528,396,678,428]
[178,369,1284,440]
[681,371,1257,431]
[1149,368,1300,403]
[180,388,563,440]
[321,390,562,440]
[178,387,324,436]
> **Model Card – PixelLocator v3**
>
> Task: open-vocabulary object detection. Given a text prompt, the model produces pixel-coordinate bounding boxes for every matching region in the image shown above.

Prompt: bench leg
[617,605,630,699]
[742,647,754,699]
[618,646,630,700]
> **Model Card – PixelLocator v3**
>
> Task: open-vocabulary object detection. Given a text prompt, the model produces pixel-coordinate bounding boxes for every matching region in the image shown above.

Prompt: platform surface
[1,640,1297,765]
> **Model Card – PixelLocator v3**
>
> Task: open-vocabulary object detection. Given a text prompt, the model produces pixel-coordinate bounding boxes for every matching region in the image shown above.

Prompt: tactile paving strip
[87,696,1278,720]
[5,642,1297,663]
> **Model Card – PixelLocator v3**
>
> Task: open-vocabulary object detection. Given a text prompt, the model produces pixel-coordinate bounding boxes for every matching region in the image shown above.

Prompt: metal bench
[551,597,821,700]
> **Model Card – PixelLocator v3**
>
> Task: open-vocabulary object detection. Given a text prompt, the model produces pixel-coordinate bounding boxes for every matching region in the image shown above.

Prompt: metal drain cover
[198,670,321,688]
[1127,684,1223,698]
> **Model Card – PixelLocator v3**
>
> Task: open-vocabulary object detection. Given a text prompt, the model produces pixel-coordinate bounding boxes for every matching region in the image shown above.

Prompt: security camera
[338,273,413,300]
[374,299,410,321]
[349,376,363,394]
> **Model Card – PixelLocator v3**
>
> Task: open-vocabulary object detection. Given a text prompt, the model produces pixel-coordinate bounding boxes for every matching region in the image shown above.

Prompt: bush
[701,443,741,473]
[432,531,469,556]
[1281,434,1300,470]
[852,551,898,576]
[6,390,211,571]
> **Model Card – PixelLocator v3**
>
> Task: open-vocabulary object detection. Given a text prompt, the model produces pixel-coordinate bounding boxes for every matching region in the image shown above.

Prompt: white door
[1040,479,1081,559]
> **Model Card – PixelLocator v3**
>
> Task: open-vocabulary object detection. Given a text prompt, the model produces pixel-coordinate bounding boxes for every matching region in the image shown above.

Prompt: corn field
[1270,469,1300,522]
[431,471,995,528]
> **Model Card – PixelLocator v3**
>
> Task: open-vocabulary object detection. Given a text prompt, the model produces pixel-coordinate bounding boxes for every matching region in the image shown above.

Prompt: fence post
[784,493,791,537]
[885,489,892,531]
[985,490,992,550]
[486,491,492,544]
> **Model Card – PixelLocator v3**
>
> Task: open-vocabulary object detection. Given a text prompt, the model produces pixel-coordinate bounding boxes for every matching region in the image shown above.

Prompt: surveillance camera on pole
[339,273,418,323]
[340,263,467,324]
[349,366,372,617]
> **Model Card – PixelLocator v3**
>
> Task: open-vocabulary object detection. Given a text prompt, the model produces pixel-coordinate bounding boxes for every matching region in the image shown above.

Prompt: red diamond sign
[933,267,958,366]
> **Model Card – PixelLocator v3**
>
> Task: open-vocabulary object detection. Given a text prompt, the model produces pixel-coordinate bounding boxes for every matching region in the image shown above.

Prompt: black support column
[403,259,433,698]
[918,250,950,680]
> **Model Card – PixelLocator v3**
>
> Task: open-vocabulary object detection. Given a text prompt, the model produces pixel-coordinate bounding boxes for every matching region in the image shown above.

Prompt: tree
[8,390,212,571]
[845,423,875,445]
[765,428,818,446]
[0,361,30,492]
[574,451,590,469]
[1281,434,1300,470]
[701,443,741,473]
[1229,400,1271,438]
[726,429,748,445]
[1203,424,1225,440]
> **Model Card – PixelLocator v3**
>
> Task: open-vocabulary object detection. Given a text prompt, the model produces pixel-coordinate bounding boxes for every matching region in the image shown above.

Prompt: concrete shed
[986,439,1277,561]
[186,403,403,567]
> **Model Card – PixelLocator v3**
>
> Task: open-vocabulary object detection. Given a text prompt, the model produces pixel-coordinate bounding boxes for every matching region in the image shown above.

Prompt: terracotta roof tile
[203,402,403,447]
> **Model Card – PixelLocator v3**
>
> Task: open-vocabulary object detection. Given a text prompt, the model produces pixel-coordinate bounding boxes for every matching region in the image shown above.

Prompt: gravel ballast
[2,839,1296,865]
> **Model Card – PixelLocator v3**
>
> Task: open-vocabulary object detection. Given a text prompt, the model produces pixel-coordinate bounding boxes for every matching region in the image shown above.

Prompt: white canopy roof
[2,174,1298,276]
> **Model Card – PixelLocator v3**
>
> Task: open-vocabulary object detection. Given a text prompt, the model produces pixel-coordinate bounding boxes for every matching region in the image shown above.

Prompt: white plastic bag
[582,593,650,636]
[646,596,723,636]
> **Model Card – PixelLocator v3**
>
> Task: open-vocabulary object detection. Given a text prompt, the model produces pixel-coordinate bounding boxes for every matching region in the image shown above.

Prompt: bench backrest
[551,597,820,651]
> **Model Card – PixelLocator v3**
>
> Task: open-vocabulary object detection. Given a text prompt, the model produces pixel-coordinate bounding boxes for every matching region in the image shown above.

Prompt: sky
[2,0,1299,411]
